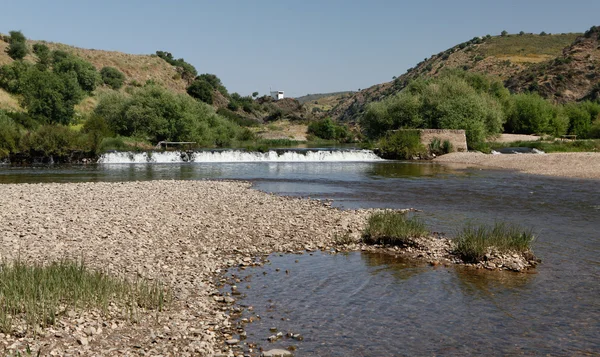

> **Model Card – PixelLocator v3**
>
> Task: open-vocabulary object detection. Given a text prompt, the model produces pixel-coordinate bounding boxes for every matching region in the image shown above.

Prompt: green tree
[0,61,32,93]
[252,91,259,98]
[0,111,21,158]
[6,30,28,60]
[504,93,563,135]
[100,66,126,90]
[20,68,83,125]
[32,43,51,69]
[501,30,508,37]
[187,79,214,104]
[52,51,100,92]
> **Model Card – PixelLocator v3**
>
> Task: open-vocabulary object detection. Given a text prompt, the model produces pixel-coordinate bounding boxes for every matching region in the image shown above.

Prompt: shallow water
[1,158,599,355]
[227,251,597,356]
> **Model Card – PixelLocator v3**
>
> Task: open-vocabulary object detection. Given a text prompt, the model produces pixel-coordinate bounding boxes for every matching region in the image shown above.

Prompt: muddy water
[1,160,599,355]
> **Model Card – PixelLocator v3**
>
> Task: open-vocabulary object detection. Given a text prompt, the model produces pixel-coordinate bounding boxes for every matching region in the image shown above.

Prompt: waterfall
[98,149,383,163]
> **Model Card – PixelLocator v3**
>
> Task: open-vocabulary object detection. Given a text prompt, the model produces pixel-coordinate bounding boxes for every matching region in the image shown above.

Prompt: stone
[225,338,239,345]
[262,349,293,357]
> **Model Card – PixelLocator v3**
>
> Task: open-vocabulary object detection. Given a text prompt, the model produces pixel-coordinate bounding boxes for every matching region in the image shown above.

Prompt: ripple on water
[224,251,599,357]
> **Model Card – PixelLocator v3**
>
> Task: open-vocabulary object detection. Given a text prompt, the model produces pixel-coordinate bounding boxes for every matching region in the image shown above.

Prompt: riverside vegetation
[2,27,600,162]
[360,211,537,269]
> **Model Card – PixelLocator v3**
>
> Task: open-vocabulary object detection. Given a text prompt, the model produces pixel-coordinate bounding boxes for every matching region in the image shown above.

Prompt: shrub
[187,79,214,104]
[504,93,564,135]
[377,129,426,159]
[454,222,535,263]
[429,138,453,155]
[100,66,126,90]
[6,30,28,60]
[362,211,428,246]
[52,51,100,92]
[98,137,128,152]
[95,85,241,146]
[32,43,51,69]
[0,112,21,158]
[501,30,508,37]
[20,124,79,157]
[82,114,112,154]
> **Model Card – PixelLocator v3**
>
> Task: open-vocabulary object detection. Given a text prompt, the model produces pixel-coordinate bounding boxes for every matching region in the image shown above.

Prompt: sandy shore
[434,152,600,179]
[0,181,370,356]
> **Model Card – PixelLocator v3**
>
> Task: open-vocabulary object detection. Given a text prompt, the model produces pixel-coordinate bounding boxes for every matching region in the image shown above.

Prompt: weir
[97,149,384,164]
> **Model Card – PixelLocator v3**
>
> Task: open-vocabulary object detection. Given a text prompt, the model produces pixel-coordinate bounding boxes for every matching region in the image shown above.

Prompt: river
[1,149,598,356]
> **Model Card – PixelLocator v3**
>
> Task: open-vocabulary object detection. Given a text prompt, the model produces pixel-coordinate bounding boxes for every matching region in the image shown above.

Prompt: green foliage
[362,211,428,246]
[52,50,100,92]
[501,30,508,37]
[0,61,32,93]
[19,124,80,156]
[82,114,112,154]
[187,79,214,104]
[95,85,241,147]
[504,93,567,135]
[429,138,453,155]
[216,108,260,127]
[0,112,21,158]
[454,222,535,263]
[98,136,129,152]
[564,101,600,138]
[100,66,126,90]
[377,129,426,159]
[155,51,197,82]
[490,139,600,153]
[20,67,84,124]
[32,43,51,69]
[362,71,506,147]
[252,91,259,98]
[6,30,28,60]
[0,260,167,334]
[307,117,351,142]
[196,73,228,96]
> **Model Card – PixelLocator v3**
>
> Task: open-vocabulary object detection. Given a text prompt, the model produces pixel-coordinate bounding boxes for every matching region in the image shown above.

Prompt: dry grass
[477,33,579,58]
[255,119,308,141]
[0,88,22,111]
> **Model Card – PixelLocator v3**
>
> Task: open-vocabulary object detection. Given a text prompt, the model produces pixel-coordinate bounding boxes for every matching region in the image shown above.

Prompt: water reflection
[452,266,535,296]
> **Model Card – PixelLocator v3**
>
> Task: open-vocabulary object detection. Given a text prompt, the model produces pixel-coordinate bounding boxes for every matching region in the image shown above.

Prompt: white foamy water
[98,149,383,163]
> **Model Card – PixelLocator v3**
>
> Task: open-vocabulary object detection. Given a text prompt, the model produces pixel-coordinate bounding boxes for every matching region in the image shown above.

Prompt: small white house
[270,91,284,100]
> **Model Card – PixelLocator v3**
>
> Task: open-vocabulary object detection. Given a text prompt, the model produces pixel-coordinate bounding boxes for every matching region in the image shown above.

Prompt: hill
[330,30,600,123]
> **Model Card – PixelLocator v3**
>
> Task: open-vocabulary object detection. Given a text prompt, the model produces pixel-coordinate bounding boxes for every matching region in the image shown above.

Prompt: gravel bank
[0,180,370,356]
[434,152,600,179]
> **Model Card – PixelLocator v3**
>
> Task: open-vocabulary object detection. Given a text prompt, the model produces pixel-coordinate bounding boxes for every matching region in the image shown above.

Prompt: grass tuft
[454,222,535,263]
[362,211,428,246]
[0,260,168,334]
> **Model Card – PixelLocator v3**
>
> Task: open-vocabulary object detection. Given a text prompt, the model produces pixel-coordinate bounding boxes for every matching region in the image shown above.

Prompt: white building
[270,90,284,100]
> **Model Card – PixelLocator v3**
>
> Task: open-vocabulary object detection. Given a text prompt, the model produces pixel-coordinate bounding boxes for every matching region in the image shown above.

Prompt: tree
[501,30,508,37]
[32,43,51,69]
[519,31,525,36]
[187,79,214,104]
[52,51,100,92]
[100,66,126,90]
[252,91,259,98]
[6,30,28,60]
[20,68,83,125]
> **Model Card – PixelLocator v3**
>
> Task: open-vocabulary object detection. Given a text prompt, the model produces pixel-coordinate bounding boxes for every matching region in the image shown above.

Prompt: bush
[0,112,21,158]
[187,79,214,104]
[377,129,426,159]
[454,222,534,263]
[82,114,112,154]
[361,71,506,148]
[95,85,241,147]
[429,138,453,155]
[100,66,126,90]
[52,51,100,92]
[362,211,428,246]
[32,43,51,69]
[98,137,129,152]
[20,124,80,157]
[6,30,28,60]
[504,93,565,135]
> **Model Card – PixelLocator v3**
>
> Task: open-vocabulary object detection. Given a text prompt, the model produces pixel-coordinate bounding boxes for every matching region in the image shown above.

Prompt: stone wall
[419,129,467,152]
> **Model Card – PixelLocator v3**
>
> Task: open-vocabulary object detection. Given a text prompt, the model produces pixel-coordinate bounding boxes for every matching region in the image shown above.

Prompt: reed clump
[362,211,428,246]
[454,222,535,263]
[0,260,168,334]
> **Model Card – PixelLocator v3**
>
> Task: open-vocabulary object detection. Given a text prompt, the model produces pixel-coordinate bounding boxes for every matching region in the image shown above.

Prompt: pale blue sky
[1,0,598,97]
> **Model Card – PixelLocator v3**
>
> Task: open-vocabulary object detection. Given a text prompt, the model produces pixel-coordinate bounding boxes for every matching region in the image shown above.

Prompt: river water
[1,150,598,356]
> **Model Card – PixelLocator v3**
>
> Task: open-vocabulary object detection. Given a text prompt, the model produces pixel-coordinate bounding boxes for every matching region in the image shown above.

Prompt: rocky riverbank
[0,181,537,356]
[0,180,371,356]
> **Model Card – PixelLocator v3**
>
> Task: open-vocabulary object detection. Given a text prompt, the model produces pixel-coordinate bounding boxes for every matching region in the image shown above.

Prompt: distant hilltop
[330,26,600,123]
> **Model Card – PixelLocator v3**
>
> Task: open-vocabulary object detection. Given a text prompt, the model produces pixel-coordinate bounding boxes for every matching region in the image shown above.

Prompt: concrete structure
[270,90,284,100]
[419,129,468,152]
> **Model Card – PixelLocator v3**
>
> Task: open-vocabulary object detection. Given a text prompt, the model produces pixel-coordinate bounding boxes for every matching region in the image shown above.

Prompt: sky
[1,0,598,97]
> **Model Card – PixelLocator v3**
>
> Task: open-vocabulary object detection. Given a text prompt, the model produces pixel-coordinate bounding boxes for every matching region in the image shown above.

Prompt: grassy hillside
[331,31,592,123]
